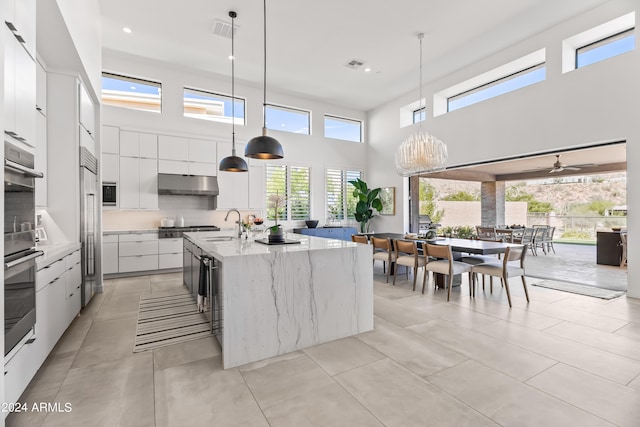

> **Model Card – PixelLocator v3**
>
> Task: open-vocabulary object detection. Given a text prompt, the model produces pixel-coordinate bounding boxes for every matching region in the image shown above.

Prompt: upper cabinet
[102,125,120,155]
[36,60,46,116]
[120,131,157,158]
[4,0,36,59]
[158,135,217,176]
[78,82,95,138]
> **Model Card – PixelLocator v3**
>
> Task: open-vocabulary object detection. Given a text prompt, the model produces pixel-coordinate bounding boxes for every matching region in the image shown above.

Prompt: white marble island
[184,232,373,369]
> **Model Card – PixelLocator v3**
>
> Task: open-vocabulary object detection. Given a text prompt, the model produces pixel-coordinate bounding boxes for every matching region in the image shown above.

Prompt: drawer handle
[25,338,36,345]
[69,293,73,297]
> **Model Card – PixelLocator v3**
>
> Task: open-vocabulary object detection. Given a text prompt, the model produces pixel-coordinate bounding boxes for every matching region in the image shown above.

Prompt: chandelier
[395,33,447,176]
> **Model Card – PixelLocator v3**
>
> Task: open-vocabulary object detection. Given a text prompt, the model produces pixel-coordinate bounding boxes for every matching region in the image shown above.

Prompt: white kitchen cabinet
[79,82,95,138]
[4,333,39,405]
[9,0,35,59]
[4,22,36,148]
[102,125,120,154]
[103,153,119,183]
[35,111,47,207]
[189,138,216,163]
[65,262,82,325]
[158,159,189,175]
[158,135,189,160]
[119,232,158,242]
[118,233,159,273]
[217,169,249,209]
[103,234,119,274]
[119,156,158,209]
[120,240,158,257]
[36,59,46,115]
[120,131,157,158]
[188,161,217,176]
[79,126,96,156]
[159,238,183,269]
[119,255,158,273]
[140,157,158,208]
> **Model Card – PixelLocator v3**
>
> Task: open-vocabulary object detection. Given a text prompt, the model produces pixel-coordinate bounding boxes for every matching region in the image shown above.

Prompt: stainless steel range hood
[157,174,219,196]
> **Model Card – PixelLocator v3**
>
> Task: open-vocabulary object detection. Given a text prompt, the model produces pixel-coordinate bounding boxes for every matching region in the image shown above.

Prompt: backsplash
[103,195,263,230]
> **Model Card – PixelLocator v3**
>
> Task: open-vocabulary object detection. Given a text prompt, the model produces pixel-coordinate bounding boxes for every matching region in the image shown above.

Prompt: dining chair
[532,226,548,255]
[393,239,427,291]
[470,245,529,307]
[422,243,473,301]
[370,237,396,283]
[515,227,535,256]
[351,234,369,244]
[620,233,628,268]
[476,226,497,241]
[544,226,556,254]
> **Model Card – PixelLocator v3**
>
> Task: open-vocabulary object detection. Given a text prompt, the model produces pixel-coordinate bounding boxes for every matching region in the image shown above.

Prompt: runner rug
[134,292,211,352]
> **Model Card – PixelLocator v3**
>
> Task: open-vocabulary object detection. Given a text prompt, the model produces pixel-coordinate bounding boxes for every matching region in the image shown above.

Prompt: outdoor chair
[370,237,396,283]
[393,239,427,291]
[532,226,548,255]
[423,243,473,301]
[515,227,536,256]
[470,245,529,307]
[476,226,497,240]
[544,226,556,254]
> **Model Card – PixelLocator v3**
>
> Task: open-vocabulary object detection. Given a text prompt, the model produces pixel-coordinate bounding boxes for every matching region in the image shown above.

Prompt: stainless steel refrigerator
[80,147,98,307]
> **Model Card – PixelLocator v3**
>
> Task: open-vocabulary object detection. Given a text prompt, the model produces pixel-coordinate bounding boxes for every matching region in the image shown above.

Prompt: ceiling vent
[345,59,365,70]
[211,19,237,39]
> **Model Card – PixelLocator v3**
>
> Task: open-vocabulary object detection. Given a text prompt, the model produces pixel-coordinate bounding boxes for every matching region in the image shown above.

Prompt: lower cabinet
[103,235,119,274]
[118,233,159,273]
[6,248,81,404]
[159,238,183,269]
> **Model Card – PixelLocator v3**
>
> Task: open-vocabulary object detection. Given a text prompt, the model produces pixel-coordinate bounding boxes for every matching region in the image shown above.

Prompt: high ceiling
[99,0,610,111]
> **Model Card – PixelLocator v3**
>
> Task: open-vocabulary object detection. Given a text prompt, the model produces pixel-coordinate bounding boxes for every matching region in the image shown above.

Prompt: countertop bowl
[305,220,319,229]
[611,227,622,231]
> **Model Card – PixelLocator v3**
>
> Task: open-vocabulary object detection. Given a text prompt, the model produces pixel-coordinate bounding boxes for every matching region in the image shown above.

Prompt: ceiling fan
[523,154,595,174]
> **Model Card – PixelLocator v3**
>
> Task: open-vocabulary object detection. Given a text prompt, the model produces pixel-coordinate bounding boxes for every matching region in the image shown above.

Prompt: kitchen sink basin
[203,236,235,242]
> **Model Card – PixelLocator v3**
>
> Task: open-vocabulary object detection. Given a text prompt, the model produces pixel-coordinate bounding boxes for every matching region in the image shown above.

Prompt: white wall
[367,0,639,296]
[102,50,368,228]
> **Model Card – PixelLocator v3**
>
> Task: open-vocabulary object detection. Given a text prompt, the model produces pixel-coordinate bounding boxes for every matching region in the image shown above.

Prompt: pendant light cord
[418,33,424,130]
[231,12,236,155]
[262,0,267,133]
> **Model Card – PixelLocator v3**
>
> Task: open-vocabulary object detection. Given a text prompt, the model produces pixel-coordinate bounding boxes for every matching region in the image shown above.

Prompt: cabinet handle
[14,33,26,44]
[36,106,42,111]
[69,293,73,297]
[25,338,36,345]
[5,21,17,31]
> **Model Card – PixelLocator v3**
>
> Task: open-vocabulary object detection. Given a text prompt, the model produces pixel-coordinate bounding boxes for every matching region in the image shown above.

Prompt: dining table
[371,233,517,287]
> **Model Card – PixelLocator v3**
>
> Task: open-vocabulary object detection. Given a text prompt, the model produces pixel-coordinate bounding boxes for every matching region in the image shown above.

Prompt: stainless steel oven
[4,141,44,355]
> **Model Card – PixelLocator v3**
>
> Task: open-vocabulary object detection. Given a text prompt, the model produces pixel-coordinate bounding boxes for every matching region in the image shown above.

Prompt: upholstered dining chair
[351,234,369,244]
[422,243,473,301]
[393,239,427,291]
[470,245,529,307]
[370,237,396,283]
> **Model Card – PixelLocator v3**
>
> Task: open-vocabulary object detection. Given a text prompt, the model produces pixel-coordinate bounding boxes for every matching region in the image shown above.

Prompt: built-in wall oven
[4,141,44,355]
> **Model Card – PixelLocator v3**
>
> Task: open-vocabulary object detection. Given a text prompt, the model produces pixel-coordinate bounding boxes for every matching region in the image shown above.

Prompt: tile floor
[6,266,640,427]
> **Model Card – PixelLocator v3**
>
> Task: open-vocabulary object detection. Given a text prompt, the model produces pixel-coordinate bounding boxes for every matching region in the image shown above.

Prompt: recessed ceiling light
[122,27,132,34]
[364,68,371,72]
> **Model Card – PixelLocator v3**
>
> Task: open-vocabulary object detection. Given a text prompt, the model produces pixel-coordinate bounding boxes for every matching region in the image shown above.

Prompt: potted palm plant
[349,178,383,233]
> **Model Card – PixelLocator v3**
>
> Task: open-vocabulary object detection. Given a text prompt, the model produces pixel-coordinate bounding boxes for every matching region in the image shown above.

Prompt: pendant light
[219,11,249,172]
[244,0,284,159]
[395,33,447,176]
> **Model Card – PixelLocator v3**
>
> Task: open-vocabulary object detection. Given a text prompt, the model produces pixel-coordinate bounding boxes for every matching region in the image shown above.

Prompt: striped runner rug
[134,292,212,353]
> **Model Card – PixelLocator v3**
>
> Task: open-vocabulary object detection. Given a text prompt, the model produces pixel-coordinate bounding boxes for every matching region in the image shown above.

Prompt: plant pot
[268,227,285,243]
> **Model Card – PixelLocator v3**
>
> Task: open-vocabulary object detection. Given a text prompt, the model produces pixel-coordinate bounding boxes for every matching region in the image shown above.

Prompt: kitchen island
[184,231,373,369]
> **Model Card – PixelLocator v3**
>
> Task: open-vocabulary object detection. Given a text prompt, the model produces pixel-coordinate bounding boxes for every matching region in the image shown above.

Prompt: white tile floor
[7,267,640,427]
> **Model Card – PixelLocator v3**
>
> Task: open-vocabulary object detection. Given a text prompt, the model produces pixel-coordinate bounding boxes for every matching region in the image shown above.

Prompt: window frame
[447,62,545,112]
[323,114,363,143]
[265,103,311,135]
[101,72,162,113]
[325,168,363,222]
[183,86,246,125]
[265,164,311,221]
[412,107,426,124]
[575,27,635,69]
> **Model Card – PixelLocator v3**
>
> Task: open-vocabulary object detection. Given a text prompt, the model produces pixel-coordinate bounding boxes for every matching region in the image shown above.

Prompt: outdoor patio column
[481,181,505,226]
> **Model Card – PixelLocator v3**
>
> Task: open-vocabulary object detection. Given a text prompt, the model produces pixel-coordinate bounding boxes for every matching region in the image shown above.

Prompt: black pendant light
[244,0,284,159]
[219,11,249,172]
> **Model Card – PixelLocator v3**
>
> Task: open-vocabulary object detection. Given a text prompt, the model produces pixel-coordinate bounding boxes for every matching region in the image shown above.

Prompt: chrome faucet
[224,208,242,238]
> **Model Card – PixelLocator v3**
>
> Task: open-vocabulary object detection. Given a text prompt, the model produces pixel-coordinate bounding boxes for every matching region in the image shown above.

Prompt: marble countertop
[35,242,82,269]
[185,231,357,261]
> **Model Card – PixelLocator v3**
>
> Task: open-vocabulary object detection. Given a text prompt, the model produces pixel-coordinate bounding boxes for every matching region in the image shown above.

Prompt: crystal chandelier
[395,33,447,177]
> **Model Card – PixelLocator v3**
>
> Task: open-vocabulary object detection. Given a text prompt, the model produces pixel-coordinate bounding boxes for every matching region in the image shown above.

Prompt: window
[324,115,362,142]
[265,104,310,135]
[447,63,545,112]
[413,107,426,123]
[101,72,161,113]
[576,28,635,68]
[265,164,311,221]
[326,168,362,221]
[183,87,245,124]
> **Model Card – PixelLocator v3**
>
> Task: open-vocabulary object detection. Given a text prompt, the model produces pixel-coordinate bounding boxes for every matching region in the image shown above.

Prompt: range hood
[157,174,219,196]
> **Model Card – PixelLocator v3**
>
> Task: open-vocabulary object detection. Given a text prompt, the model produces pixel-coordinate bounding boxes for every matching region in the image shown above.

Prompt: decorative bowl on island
[305,220,319,228]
